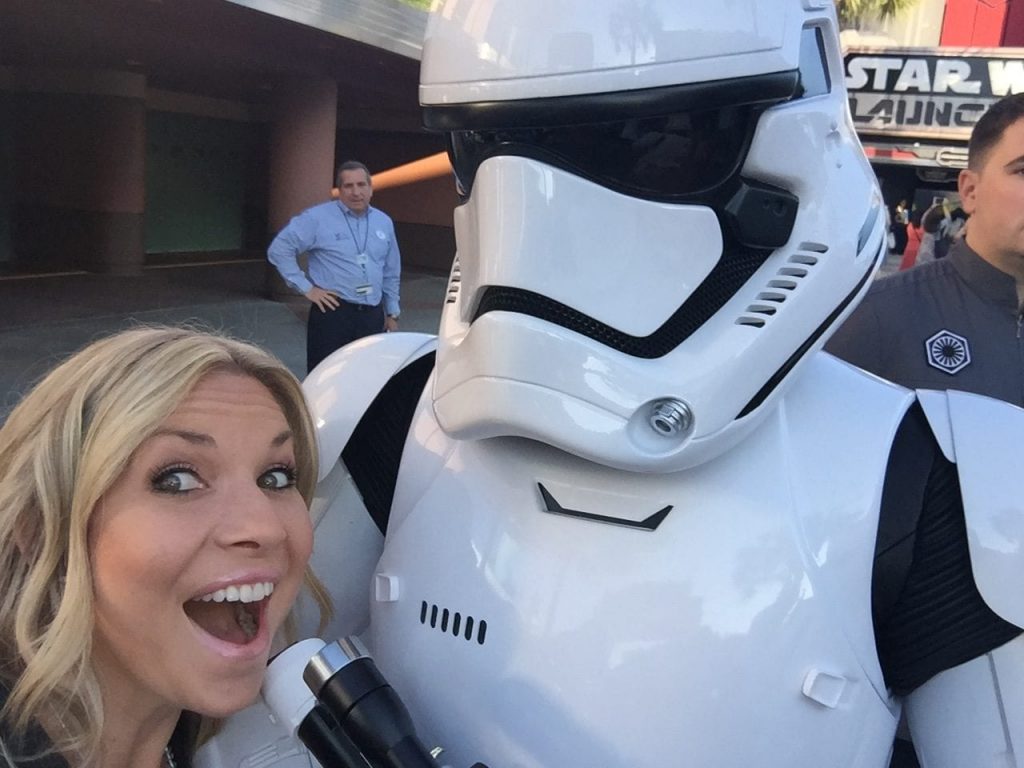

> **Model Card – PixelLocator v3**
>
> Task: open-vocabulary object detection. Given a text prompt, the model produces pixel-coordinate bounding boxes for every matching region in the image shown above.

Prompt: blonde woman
[0,327,328,768]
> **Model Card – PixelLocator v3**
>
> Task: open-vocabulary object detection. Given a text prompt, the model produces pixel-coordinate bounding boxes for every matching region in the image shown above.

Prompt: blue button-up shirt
[267,201,401,317]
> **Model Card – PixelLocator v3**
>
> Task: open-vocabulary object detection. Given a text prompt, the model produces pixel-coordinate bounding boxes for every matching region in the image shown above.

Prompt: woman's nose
[215,483,289,550]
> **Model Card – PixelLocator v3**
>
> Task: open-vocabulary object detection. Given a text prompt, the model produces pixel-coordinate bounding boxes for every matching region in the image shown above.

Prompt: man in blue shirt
[268,160,401,372]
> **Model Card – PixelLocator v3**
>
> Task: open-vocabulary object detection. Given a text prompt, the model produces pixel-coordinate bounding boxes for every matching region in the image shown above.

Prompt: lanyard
[343,209,369,254]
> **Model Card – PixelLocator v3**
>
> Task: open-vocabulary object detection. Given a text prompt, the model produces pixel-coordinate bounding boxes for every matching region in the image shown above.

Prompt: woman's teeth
[195,582,275,604]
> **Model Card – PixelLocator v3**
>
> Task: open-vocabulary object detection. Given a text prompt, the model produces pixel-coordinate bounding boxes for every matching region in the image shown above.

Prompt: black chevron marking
[537,483,671,531]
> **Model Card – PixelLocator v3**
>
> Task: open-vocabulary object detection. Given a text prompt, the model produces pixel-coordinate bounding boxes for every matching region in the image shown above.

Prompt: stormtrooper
[199,1,1024,766]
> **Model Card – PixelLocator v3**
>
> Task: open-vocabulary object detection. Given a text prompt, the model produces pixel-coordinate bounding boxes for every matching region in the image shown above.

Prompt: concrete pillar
[9,69,146,274]
[0,88,13,267]
[266,76,337,300]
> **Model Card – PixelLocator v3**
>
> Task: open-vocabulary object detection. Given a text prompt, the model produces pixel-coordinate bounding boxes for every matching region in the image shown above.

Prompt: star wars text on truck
[845,46,1024,216]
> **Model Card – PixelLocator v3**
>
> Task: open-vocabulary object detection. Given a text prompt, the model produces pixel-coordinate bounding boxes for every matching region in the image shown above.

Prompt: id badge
[356,252,368,266]
[355,284,372,296]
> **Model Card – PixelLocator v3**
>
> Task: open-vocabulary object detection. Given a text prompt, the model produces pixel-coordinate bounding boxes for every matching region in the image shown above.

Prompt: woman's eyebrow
[146,429,292,447]
[150,428,215,446]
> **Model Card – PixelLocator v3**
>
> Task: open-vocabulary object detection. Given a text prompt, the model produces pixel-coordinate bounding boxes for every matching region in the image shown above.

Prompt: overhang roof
[1,0,423,122]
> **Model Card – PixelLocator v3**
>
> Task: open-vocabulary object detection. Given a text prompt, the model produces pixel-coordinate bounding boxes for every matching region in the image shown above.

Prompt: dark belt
[338,299,381,312]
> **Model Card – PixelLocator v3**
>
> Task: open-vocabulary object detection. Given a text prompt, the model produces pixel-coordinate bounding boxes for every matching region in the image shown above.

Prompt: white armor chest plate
[367,355,913,767]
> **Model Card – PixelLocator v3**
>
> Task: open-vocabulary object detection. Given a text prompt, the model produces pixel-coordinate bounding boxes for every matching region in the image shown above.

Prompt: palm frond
[837,0,920,24]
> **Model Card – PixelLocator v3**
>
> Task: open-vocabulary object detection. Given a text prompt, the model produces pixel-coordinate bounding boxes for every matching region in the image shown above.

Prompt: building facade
[0,0,454,278]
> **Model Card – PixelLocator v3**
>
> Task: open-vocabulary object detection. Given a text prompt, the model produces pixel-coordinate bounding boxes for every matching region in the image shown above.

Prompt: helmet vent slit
[798,241,828,253]
[446,257,461,304]
[789,254,819,266]
[736,243,829,328]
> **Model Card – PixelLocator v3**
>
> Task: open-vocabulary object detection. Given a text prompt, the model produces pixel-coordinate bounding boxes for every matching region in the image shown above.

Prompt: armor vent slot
[736,245,829,328]
[420,600,488,645]
[446,258,461,304]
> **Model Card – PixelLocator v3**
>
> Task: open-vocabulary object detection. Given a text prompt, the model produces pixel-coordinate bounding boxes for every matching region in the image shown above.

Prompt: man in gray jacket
[827,92,1024,407]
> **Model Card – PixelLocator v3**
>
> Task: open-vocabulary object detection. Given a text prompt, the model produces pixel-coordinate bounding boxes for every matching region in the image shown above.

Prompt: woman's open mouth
[183,582,275,645]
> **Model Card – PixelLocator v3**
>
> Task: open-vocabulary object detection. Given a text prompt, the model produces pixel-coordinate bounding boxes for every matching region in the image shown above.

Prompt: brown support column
[266,77,337,300]
[0,86,13,268]
[10,70,146,274]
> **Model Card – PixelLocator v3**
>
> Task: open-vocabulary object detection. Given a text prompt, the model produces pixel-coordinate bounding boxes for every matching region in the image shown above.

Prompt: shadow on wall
[374,172,459,274]
[0,93,12,267]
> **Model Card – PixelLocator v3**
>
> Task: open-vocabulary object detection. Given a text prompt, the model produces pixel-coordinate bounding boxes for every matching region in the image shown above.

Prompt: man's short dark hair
[336,160,372,185]
[968,93,1024,170]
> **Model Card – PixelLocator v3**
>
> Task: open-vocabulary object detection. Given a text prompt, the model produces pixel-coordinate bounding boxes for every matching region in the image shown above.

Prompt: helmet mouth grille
[736,242,883,420]
[446,257,461,305]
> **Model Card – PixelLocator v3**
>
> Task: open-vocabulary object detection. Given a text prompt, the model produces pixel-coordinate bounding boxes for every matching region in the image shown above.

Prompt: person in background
[268,160,402,373]
[898,206,923,271]
[916,200,961,265]
[946,204,968,243]
[827,91,1024,407]
[912,202,942,265]
[891,199,909,256]
[0,327,328,767]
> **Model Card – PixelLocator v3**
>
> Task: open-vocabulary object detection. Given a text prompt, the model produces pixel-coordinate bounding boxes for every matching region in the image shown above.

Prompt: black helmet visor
[425,71,800,202]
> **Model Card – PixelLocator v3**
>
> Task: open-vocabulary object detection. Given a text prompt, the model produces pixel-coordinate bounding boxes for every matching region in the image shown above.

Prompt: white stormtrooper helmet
[422,0,886,472]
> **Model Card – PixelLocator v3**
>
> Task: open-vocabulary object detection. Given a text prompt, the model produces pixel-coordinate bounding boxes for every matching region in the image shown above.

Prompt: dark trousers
[306,300,385,373]
[892,223,908,255]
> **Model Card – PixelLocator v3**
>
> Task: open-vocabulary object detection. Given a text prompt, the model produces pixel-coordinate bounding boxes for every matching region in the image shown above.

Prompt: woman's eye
[258,467,296,490]
[152,468,204,493]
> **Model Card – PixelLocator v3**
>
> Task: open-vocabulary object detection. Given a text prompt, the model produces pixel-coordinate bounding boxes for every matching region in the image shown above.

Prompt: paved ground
[0,259,448,421]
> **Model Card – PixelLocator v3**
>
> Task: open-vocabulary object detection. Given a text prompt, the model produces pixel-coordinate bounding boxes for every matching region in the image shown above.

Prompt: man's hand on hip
[306,286,340,312]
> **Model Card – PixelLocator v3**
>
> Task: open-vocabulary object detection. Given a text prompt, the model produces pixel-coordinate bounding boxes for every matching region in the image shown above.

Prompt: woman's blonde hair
[0,326,328,763]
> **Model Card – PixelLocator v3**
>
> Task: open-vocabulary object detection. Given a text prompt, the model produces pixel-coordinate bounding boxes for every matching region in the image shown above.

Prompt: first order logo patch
[925,329,971,374]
